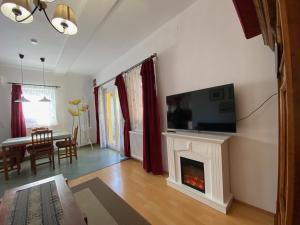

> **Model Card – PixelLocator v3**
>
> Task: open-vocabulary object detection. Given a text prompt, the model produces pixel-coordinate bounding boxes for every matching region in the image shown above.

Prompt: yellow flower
[79,104,89,112]
[68,108,81,117]
[69,99,81,105]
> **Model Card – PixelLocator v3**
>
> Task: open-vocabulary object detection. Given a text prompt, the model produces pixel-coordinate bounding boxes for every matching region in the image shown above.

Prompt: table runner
[7,181,64,225]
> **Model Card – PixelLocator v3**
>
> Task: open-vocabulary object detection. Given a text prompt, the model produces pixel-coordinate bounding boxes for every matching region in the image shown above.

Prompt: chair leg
[3,158,9,181]
[16,153,21,175]
[30,156,33,172]
[52,152,55,169]
[69,146,72,164]
[58,148,60,165]
[33,156,37,175]
[74,145,78,160]
[84,215,88,225]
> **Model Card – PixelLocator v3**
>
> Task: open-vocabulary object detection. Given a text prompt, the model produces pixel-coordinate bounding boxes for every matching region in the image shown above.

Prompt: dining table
[0,132,72,180]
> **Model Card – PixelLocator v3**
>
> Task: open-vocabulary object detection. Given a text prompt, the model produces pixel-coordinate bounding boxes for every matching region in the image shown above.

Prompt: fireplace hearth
[180,157,205,193]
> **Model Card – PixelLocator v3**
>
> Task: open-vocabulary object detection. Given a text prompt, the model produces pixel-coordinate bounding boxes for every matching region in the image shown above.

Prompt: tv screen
[167,84,236,133]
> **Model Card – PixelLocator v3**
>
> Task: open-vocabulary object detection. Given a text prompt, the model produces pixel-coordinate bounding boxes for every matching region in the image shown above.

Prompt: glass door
[103,86,122,151]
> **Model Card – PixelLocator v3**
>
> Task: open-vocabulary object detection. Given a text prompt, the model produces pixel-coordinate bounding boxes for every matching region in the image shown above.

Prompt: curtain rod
[97,53,157,87]
[8,82,60,88]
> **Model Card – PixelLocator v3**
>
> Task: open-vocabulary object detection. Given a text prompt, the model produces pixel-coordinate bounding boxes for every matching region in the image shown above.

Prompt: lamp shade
[15,95,30,103]
[40,96,51,102]
[51,4,77,35]
[0,0,33,23]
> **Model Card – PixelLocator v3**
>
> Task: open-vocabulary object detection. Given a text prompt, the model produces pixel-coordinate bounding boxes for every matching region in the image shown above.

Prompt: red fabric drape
[140,59,163,175]
[11,84,27,159]
[232,0,261,39]
[115,74,131,157]
[94,86,100,145]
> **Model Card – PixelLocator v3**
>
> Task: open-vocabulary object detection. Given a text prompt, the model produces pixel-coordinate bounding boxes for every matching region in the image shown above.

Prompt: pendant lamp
[15,53,30,103]
[39,57,50,102]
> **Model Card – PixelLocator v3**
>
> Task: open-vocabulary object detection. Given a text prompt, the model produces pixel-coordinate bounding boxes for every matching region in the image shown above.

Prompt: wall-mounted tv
[166,84,236,133]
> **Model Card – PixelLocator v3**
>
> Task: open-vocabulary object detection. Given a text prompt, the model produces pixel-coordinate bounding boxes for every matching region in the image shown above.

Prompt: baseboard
[78,143,97,148]
[128,158,168,177]
[131,155,143,162]
[233,199,275,216]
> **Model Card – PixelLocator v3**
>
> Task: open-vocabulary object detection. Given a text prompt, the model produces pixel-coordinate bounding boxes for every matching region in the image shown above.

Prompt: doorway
[103,86,123,152]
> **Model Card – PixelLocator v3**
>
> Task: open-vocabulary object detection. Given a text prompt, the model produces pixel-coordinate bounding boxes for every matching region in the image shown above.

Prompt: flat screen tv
[167,84,236,133]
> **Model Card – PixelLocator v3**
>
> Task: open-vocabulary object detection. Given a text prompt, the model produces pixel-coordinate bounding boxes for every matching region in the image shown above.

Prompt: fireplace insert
[180,157,205,193]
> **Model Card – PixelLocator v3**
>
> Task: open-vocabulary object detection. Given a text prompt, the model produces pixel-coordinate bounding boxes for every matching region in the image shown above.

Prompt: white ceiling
[0,0,197,77]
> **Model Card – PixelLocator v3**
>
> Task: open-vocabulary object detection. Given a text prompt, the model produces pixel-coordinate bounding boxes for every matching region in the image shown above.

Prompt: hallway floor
[0,145,126,196]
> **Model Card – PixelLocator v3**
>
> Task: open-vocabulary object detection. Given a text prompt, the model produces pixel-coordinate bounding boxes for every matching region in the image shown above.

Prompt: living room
[0,0,299,225]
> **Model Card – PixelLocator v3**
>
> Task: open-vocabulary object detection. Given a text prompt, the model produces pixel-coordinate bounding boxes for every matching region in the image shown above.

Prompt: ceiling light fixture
[15,54,30,103]
[0,0,78,35]
[39,57,50,102]
[30,38,38,45]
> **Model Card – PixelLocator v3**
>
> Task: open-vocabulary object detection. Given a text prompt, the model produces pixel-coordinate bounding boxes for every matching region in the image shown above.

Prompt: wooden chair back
[31,130,54,153]
[72,126,79,145]
[31,127,49,133]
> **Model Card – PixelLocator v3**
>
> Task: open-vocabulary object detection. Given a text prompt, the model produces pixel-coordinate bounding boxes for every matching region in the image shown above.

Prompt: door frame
[276,0,300,224]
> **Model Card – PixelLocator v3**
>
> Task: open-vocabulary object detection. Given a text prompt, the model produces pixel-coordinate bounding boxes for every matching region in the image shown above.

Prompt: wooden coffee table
[0,174,86,225]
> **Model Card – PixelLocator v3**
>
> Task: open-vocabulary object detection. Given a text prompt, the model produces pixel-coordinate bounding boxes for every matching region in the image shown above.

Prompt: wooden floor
[69,160,274,225]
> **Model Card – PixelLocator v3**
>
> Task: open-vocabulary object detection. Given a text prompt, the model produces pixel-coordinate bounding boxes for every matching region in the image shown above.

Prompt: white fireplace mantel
[163,131,233,214]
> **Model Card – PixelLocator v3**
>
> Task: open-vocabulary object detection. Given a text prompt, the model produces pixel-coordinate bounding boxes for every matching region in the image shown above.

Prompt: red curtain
[232,0,261,39]
[11,84,27,159]
[140,59,163,175]
[115,74,131,157]
[94,86,100,145]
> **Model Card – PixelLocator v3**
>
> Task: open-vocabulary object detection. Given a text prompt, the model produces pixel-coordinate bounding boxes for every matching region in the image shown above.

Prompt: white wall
[94,0,278,213]
[0,65,96,145]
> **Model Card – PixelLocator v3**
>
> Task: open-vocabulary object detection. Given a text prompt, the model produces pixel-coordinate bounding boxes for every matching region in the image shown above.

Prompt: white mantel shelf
[162,132,231,144]
[163,131,233,214]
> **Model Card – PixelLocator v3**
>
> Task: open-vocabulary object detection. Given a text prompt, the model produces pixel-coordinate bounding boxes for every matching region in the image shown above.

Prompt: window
[22,86,58,128]
[125,66,143,131]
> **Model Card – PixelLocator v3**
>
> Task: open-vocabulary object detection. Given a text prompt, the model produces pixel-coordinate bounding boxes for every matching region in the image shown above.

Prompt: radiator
[129,131,143,161]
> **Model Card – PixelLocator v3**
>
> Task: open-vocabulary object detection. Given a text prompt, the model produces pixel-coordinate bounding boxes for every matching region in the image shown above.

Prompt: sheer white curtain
[115,89,124,155]
[99,87,107,148]
[125,66,143,132]
[22,86,57,128]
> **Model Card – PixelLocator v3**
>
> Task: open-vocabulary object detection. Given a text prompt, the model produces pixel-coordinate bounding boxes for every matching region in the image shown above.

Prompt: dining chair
[31,127,49,132]
[0,147,21,180]
[56,126,78,165]
[27,130,55,175]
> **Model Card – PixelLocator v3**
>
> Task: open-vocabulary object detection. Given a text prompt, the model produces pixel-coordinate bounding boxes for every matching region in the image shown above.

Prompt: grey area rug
[72,178,151,225]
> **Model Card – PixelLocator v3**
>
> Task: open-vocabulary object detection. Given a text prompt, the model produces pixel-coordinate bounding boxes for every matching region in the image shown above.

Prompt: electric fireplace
[164,132,233,213]
[180,157,205,193]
